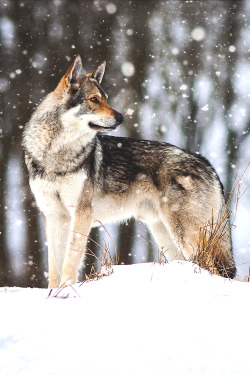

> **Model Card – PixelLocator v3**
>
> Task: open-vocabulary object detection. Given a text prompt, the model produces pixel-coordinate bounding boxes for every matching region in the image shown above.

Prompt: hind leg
[146,220,185,261]
[158,199,209,261]
[158,201,236,278]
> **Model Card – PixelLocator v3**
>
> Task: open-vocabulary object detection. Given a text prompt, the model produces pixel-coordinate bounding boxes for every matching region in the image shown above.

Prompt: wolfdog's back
[97,135,236,278]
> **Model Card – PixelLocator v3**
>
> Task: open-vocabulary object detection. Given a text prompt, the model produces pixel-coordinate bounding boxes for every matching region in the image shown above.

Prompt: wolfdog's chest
[30,171,88,217]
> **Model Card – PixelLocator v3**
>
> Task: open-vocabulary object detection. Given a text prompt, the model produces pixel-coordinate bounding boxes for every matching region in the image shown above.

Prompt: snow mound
[1,261,250,375]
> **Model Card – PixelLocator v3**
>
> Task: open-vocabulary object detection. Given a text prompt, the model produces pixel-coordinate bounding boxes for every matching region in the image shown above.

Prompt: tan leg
[147,220,185,261]
[45,213,71,288]
[60,206,93,286]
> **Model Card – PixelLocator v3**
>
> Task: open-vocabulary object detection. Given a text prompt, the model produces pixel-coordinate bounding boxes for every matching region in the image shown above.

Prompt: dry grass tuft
[191,214,232,277]
[138,234,169,264]
[191,163,249,278]
[79,220,117,285]
[47,282,80,299]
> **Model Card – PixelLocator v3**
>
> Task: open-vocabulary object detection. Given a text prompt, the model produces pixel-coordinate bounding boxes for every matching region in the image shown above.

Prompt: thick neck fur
[22,92,98,179]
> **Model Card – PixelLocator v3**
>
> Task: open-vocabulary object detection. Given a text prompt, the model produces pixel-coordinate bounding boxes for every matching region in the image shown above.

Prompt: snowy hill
[1,261,250,375]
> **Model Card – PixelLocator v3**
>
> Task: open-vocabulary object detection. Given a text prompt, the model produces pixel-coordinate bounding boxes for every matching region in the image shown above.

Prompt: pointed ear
[55,55,85,95]
[65,55,84,86]
[87,61,106,84]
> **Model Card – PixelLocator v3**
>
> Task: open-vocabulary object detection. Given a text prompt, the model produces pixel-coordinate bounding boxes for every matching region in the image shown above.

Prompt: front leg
[45,213,71,288]
[60,205,93,286]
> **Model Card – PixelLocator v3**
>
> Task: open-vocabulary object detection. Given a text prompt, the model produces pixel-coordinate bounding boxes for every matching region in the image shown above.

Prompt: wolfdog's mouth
[88,122,118,131]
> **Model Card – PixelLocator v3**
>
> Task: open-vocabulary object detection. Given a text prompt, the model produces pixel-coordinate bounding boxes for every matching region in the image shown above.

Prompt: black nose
[115,112,125,124]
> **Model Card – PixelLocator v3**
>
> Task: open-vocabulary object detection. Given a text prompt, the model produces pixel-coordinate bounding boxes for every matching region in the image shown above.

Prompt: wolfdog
[22,55,236,287]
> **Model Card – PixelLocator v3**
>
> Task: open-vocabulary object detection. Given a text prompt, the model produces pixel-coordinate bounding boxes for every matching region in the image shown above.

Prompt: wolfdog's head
[55,55,125,132]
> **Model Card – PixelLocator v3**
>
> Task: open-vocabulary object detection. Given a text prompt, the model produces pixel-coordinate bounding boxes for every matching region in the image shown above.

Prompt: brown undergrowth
[138,234,169,265]
[191,163,249,279]
[79,219,117,285]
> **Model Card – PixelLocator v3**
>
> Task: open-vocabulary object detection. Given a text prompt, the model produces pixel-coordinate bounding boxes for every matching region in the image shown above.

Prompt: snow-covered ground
[1,261,250,375]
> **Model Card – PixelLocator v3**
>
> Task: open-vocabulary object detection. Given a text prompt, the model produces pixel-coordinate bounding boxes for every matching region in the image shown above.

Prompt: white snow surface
[1,261,250,375]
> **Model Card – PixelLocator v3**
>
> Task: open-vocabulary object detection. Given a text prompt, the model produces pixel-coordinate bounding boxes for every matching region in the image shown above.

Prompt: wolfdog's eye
[90,97,99,104]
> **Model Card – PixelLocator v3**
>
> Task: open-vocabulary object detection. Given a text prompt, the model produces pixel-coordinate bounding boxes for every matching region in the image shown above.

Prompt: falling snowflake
[191,27,206,41]
[121,62,135,77]
[126,108,134,116]
[180,84,187,91]
[201,104,209,111]
[106,3,117,14]
[229,45,236,52]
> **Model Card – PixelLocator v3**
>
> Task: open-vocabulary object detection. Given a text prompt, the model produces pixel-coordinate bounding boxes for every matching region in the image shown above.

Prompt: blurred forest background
[0,0,250,287]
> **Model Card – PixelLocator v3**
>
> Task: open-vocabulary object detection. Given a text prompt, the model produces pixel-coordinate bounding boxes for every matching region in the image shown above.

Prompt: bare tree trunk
[19,170,46,288]
[117,220,136,265]
[179,1,206,153]
[2,1,46,287]
[0,141,11,285]
[115,0,152,263]
[221,0,243,197]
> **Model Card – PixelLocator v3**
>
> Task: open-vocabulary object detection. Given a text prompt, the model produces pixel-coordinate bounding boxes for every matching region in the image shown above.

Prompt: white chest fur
[30,171,87,218]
